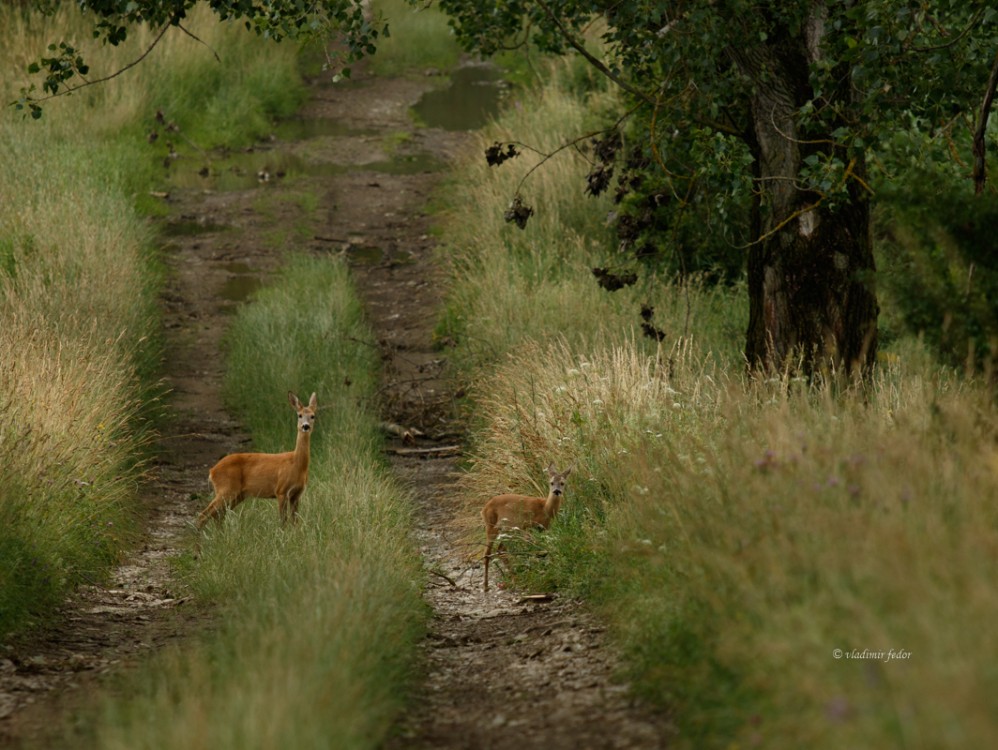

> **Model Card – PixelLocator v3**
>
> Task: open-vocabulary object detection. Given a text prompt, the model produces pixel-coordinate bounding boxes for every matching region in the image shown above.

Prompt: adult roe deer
[482,463,573,592]
[197,391,317,527]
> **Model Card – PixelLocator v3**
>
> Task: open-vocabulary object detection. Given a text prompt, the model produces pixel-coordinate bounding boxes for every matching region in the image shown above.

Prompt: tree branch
[972,49,998,195]
[532,0,655,105]
[909,8,984,54]
[497,98,641,202]
[16,22,171,109]
[177,22,221,62]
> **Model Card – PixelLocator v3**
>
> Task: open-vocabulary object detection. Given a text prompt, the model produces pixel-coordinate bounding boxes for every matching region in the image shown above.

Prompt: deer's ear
[309,392,318,410]
[289,391,301,409]
[546,463,556,476]
[562,465,573,477]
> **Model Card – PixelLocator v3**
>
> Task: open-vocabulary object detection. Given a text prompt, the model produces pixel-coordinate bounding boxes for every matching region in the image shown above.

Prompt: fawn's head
[288,391,318,434]
[546,463,573,497]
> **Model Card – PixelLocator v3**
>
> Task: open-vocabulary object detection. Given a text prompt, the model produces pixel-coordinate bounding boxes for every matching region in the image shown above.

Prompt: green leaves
[38,42,90,94]
[13,1,380,118]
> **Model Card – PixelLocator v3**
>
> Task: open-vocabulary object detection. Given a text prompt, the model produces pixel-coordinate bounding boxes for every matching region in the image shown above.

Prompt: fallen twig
[428,568,458,587]
[385,445,462,457]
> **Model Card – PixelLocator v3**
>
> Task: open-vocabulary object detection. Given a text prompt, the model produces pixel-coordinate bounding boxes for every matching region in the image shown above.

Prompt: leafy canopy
[439,0,998,230]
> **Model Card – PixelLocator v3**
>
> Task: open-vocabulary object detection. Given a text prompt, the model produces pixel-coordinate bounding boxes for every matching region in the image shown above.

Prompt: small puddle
[382,152,446,174]
[346,245,384,265]
[412,63,505,131]
[162,218,232,236]
[160,63,503,194]
[271,117,375,141]
[162,148,445,192]
[160,150,320,192]
[219,262,263,308]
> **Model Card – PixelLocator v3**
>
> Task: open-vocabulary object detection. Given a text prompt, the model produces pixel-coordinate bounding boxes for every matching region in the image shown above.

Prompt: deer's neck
[293,430,311,472]
[543,491,562,521]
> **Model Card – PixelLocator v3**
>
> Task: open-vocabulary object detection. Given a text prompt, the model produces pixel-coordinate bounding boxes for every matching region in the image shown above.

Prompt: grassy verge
[438,57,998,748]
[79,255,424,749]
[0,6,305,637]
[368,0,463,76]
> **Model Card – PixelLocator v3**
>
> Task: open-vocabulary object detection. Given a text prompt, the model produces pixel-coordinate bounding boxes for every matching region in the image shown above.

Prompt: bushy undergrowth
[0,6,305,636]
[81,256,425,749]
[873,122,998,369]
[441,56,998,748]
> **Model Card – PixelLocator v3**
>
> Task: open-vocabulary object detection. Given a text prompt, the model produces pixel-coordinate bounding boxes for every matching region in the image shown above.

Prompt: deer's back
[483,493,549,530]
[209,451,296,498]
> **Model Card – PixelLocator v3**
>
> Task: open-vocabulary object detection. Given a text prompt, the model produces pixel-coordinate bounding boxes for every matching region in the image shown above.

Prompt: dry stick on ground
[385,445,461,456]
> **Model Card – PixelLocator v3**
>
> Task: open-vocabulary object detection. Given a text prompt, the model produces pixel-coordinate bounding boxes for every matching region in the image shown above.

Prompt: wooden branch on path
[384,445,462,457]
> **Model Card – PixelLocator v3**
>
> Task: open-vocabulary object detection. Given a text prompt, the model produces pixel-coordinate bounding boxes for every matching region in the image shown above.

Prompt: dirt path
[326,74,673,749]
[0,64,670,748]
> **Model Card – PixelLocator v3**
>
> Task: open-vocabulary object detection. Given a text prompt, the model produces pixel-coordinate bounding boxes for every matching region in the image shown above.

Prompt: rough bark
[732,4,879,375]
[744,181,878,375]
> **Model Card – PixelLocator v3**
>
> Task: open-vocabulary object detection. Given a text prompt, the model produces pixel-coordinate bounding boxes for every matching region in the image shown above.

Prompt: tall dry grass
[0,3,306,635]
[461,338,998,747]
[0,10,160,633]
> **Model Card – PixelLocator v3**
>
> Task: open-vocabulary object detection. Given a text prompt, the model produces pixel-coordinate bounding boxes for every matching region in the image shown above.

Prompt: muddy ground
[0,64,671,748]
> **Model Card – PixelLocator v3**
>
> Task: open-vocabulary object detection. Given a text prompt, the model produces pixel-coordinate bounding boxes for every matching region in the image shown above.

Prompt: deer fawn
[197,391,317,528]
[482,463,573,592]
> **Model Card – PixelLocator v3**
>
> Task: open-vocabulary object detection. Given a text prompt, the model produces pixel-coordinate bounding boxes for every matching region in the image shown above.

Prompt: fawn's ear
[546,462,556,476]
[308,392,318,410]
[288,391,301,410]
[562,464,573,477]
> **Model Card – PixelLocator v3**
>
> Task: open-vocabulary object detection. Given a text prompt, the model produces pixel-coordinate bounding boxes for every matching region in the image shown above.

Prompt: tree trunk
[732,6,879,375]
[743,171,879,375]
